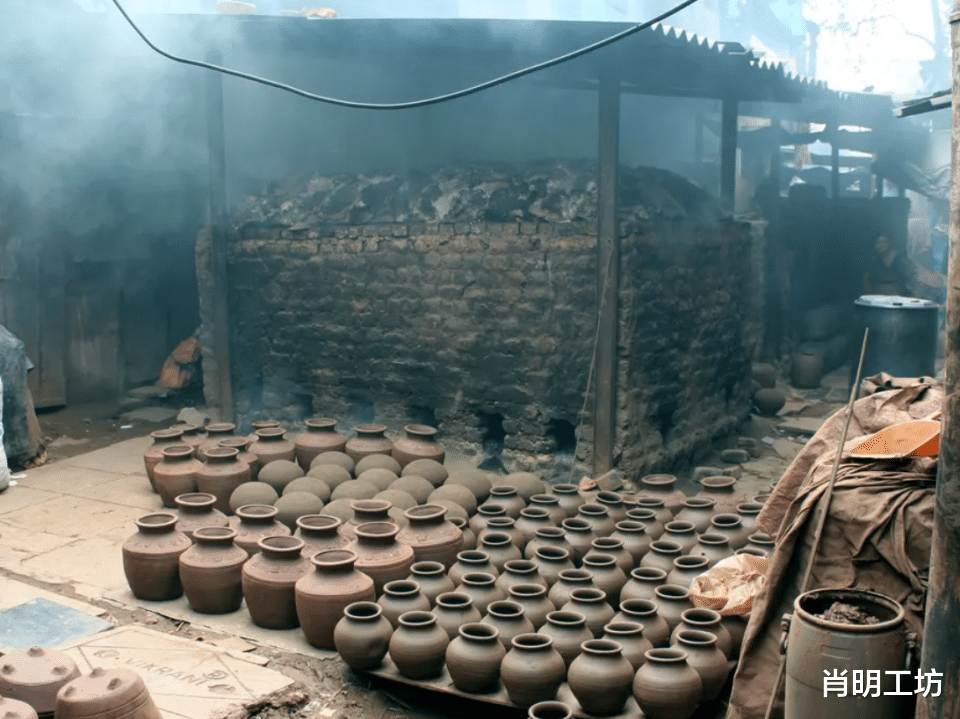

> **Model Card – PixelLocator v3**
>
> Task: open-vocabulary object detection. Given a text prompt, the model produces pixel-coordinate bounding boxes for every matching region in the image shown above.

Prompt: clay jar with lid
[396,504,463,568]
[348,521,415,594]
[432,591,482,639]
[197,423,237,461]
[242,536,312,629]
[333,601,393,671]
[407,561,455,606]
[388,611,449,680]
[248,427,296,466]
[296,549,376,650]
[639,474,685,515]
[345,424,394,464]
[696,476,745,514]
[295,418,347,471]
[674,497,718,533]
[218,437,262,481]
[55,668,163,719]
[173,492,229,540]
[295,515,350,558]
[153,445,201,508]
[231,504,291,555]
[568,639,636,715]
[445,622,506,693]
[500,633,566,708]
[122,512,192,601]
[538,610,592,667]
[391,424,445,468]
[196,447,251,515]
[632,648,703,719]
[179,526,248,614]
[143,428,185,489]
[0,647,82,716]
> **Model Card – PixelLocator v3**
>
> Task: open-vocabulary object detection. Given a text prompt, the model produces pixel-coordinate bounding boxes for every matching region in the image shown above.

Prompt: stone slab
[122,407,180,423]
[65,474,163,511]
[777,417,827,437]
[741,458,789,480]
[17,536,130,599]
[0,486,61,515]
[66,436,153,476]
[0,577,107,616]
[18,466,128,494]
[0,495,144,539]
[61,626,293,719]
[0,598,113,651]
[772,439,804,461]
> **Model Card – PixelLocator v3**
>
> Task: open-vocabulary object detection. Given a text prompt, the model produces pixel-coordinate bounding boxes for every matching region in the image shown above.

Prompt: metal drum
[853,295,939,381]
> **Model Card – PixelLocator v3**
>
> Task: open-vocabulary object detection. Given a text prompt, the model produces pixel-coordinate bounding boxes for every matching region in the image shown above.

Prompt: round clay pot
[173,492,229,541]
[670,607,734,658]
[469,505,505,536]
[532,547,575,587]
[230,504,291,555]
[792,350,824,389]
[0,647,80,716]
[602,620,653,670]
[345,424,394,464]
[284,477,332,503]
[515,508,555,546]
[259,460,305,495]
[248,427,296,466]
[171,424,205,452]
[388,611,449,680]
[547,568,596,608]
[397,504,463,568]
[427,484,477,516]
[753,387,786,416]
[454,572,505,615]
[55,667,163,719]
[672,629,729,701]
[580,554,627,605]
[481,486,526,519]
[197,422,237,461]
[143,428,185,489]
[499,473,547,501]
[560,588,614,637]
[568,639,635,715]
[228,481,278,514]
[479,517,523,550]
[392,424,445,468]
[449,550,499,585]
[663,521,698,554]
[196,447,251,515]
[539,610,592,667]
[653,584,694,631]
[674,497,717,533]
[450,516,476,550]
[744,532,775,555]
[528,494,565,525]
[407,561,455,606]
[528,701,573,719]
[667,555,711,589]
[295,418,347,471]
[479,531,523,572]
[585,537,633,574]
[340,499,393,541]
[632,648,703,719]
[307,464,353,492]
[444,469,492,501]
[496,560,547,594]
[639,475,684,515]
[274,491,324,532]
[355,469,398,494]
[621,566,668,603]
[721,614,748,657]
[330,479,379,502]
[576,504,615,538]
[560,518,595,563]
[627,506,666,540]
[445,622,506,693]
[690,532,735,567]
[153,445,201,509]
[752,362,776,388]
[179,526,247,614]
[500,633,566,708]
[296,549,376,649]
[710,513,751,550]
[432,591,482,639]
[218,437,262,481]
[610,521,650,564]
[507,583,555,629]
[356,453,402,476]
[482,600,535,649]
[122,512,192,601]
[377,580,431,628]
[348,522,415,594]
[402,459,448,486]
[550,483,584,518]
[615,598,671,648]
[295,514,349,559]
[595,491,628,523]
[310,450,356,475]
[374,490,416,512]
[333,601,393,670]
[242,536,311,629]
[0,697,38,719]
[524,528,569,562]
[737,502,763,536]
[247,420,280,443]
[696,476,745,514]
[640,540,684,574]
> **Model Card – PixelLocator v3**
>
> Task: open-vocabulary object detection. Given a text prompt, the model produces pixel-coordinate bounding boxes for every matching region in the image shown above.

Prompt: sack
[688,553,770,617]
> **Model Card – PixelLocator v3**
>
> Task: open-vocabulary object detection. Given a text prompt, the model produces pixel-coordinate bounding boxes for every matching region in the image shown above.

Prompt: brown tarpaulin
[725,377,940,719]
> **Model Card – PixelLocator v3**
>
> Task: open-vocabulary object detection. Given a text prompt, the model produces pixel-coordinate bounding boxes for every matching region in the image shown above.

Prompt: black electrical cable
[110,0,703,110]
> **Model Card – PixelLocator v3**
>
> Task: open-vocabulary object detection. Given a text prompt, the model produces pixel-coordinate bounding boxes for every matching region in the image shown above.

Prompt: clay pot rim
[489,486,519,497]
[459,622,499,641]
[640,474,677,487]
[654,584,692,601]
[535,546,572,562]
[737,547,769,557]
[644,647,689,664]
[712,513,743,527]
[480,531,513,547]
[737,502,764,514]
[383,579,421,596]
[580,639,624,656]
[664,521,696,534]
[619,598,657,615]
[160,444,195,459]
[603,621,644,636]
[456,550,491,563]
[311,548,358,570]
[673,555,710,570]
[172,423,202,435]
[614,521,647,533]
[551,483,580,493]
[411,561,446,576]
[698,532,731,546]
[701,475,736,489]
[568,588,607,603]
[596,491,623,504]
[135,513,179,531]
[519,507,551,519]
[591,537,625,550]
[680,608,722,625]
[530,493,560,504]
[219,438,251,449]
[397,610,436,628]
[459,572,497,586]
[344,601,382,621]
[528,702,573,719]
[485,600,524,618]
[478,505,508,517]
[485,517,516,528]
[404,504,447,522]
[205,446,240,460]
[510,633,553,650]
[305,418,338,430]
[630,566,667,581]
[403,423,438,438]
[754,493,771,503]
[561,518,592,531]
[257,535,305,553]
[557,568,594,583]
[436,592,474,608]
[625,507,656,520]
[448,517,467,529]
[545,610,587,626]
[236,504,281,521]
[151,428,185,440]
[296,514,342,532]
[252,420,281,429]
[351,499,393,514]
[578,503,609,516]
[582,553,617,569]
[676,629,719,647]
[354,423,388,435]
[794,588,905,633]
[206,422,237,433]
[503,560,539,574]
[747,532,775,545]
[681,497,716,509]
[508,583,548,599]
[353,522,401,541]
[254,427,286,440]
[534,527,566,539]
[193,526,238,542]
[175,492,218,509]
[650,540,683,554]
[635,498,665,508]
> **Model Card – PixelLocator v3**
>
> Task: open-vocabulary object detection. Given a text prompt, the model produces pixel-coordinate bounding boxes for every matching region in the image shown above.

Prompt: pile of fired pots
[127,418,774,719]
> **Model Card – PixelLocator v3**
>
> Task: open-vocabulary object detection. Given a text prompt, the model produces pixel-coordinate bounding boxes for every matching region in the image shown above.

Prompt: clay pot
[539,610,592,666]
[173,492,229,541]
[228,481,278,514]
[374,489,416,512]
[663,521,698,554]
[524,528,569,562]
[481,486,526,519]
[345,424,394,464]
[259,460,305,495]
[674,497,717,533]
[242,536,311,629]
[737,502,763,536]
[197,422,238,460]
[0,697,38,719]
[640,540,684,574]
[482,600,535,648]
[585,537,633,574]
[507,583,555,629]
[627,506,665,540]
[307,464,353,493]
[672,629,729,701]
[547,568,596,608]
[576,504,615,538]
[532,547,575,587]
[697,476,746,514]
[248,427,296,465]
[348,521,415,594]
[528,701,573,719]
[560,588,614,637]
[179,527,247,614]
[610,521,651,564]
[231,504,291,555]
[479,531,523,571]
[376,579,431,628]
[122,513,192,600]
[744,532,776,555]
[219,437,262,481]
[496,560,547,594]
[469,505,507,536]
[397,504,463,568]
[580,554,627,605]
[500,633,566,708]
[388,611,449,680]
[528,494,565,525]
[403,459,448,486]
[401,561,452,607]
[196,447,251,515]
[428,484,477,515]
[295,515,350,559]
[639,474,684,515]
[143,428,185,488]
[449,517,475,550]
[602,620,653,670]
[333,601,393,670]
[568,639,635,715]
[621,566,668,603]
[670,607,734,658]
[432,591,482,639]
[310,450,356,475]
[153,445,201,508]
[341,499,393,540]
[690,532,735,567]
[331,479,379,502]
[615,598,671,648]
[721,614,748,657]
[171,424,205,451]
[392,424,445,468]
[356,454,402,477]
[710,513,751,549]
[0,647,80,716]
[791,350,823,389]
[653,584,694,631]
[449,550,499,586]
[444,469,492,502]
[667,555,711,589]
[753,387,786,416]
[632,648,703,719]
[445,622,506,693]
[54,667,163,719]
[550,483,584,518]
[595,491,628,524]
[480,517,523,550]
[515,508,555,546]
[247,420,280,442]
[295,549,376,649]
[560,518,595,563]
[357,468,399,493]
[295,418,347,471]
[454,572,505,614]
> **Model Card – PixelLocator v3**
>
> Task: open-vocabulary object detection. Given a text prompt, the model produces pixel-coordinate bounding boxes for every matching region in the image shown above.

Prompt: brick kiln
[196,160,763,480]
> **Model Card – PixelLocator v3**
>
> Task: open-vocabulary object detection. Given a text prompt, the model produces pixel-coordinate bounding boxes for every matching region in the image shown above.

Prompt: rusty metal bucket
[781,588,914,719]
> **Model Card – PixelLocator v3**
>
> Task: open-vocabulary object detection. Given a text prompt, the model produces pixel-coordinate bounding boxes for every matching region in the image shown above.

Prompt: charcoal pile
[235,160,719,228]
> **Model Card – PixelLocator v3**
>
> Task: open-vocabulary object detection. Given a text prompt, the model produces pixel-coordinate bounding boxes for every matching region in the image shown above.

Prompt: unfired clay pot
[178,526,247,614]
[153,445,201,509]
[173,492,228,541]
[241,536,311,629]
[295,418,347,471]
[538,610,592,667]
[639,474,685,515]
[550,484,584,518]
[333,601,393,671]
[397,504,463,568]
[449,550,499,586]
[500,633,566,708]
[345,424,394,464]
[391,424,445,468]
[197,423,238,461]
[219,437,262,481]
[672,629,729,701]
[407,561,455,606]
[546,569,596,608]
[568,639,635,715]
[122,513,192,601]
[388,611,449,680]
[248,427,296,466]
[615,598,671,648]
[295,549,376,650]
[602,620,653,670]
[295,514,350,559]
[481,600,535,649]
[0,647,81,716]
[377,580,431,628]
[348,521,415,594]
[632,648,703,719]
[559,588,614,638]
[196,447,251,515]
[454,572,505,615]
[621,566,668,603]
[445,622,506,693]
[432,591,482,639]
[230,504,290,555]
[143,428,185,489]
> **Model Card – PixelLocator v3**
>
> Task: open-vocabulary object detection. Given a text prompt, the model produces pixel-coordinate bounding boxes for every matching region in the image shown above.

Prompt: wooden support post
[593,68,620,477]
[720,97,738,212]
[206,51,234,422]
